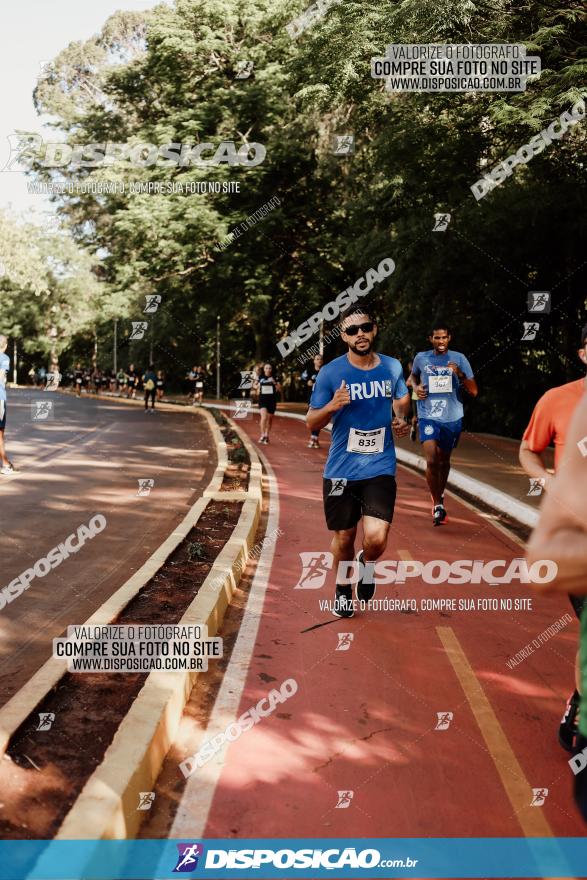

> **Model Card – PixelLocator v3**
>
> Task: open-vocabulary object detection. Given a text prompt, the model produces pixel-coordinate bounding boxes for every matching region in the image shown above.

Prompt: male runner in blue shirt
[0,334,15,475]
[307,308,411,618]
[410,322,478,526]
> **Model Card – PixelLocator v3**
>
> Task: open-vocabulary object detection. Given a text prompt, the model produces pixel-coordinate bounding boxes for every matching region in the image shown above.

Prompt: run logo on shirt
[348,379,393,400]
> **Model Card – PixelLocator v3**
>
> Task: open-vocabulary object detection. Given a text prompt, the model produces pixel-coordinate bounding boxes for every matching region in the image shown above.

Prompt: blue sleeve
[394,368,409,400]
[411,353,422,378]
[309,367,333,409]
[459,354,474,379]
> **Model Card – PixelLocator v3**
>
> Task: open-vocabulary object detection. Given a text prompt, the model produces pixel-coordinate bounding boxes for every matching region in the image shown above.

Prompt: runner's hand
[329,380,351,411]
[392,416,410,438]
[447,361,461,377]
[416,384,428,399]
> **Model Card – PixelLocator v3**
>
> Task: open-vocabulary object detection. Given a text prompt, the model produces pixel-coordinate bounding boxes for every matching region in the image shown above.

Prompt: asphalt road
[0,389,216,706]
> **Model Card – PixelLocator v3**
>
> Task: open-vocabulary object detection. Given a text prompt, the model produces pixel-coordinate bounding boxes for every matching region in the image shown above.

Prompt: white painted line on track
[168,445,280,838]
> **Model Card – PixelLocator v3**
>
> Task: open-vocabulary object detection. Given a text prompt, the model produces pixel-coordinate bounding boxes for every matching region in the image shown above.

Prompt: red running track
[200,413,584,838]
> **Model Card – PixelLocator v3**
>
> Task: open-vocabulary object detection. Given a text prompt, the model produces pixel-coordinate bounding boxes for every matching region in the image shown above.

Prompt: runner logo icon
[173,843,204,872]
[36,712,55,731]
[137,791,155,810]
[130,321,148,340]
[335,790,354,809]
[144,294,162,313]
[329,478,347,496]
[522,322,539,341]
[336,632,354,651]
[527,478,545,496]
[433,212,451,231]
[238,370,256,390]
[527,291,550,313]
[294,552,334,589]
[233,399,252,419]
[332,134,355,155]
[429,399,447,417]
[530,788,548,806]
[32,400,53,421]
[435,712,453,730]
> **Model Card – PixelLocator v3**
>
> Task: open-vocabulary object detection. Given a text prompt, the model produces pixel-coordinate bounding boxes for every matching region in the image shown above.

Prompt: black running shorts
[258,398,277,414]
[0,401,6,431]
[323,474,397,531]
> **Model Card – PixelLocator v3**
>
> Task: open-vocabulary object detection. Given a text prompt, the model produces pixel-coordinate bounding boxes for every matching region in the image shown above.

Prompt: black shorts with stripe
[322,474,396,531]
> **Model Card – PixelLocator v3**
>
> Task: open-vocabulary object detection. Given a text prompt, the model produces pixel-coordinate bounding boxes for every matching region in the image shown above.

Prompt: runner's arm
[526,394,587,594]
[518,394,554,488]
[392,393,411,420]
[460,375,478,396]
[409,357,427,399]
[306,380,350,432]
[518,440,554,488]
[449,357,478,397]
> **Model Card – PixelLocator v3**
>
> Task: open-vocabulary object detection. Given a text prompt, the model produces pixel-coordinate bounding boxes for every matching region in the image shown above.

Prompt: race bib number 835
[347,427,385,454]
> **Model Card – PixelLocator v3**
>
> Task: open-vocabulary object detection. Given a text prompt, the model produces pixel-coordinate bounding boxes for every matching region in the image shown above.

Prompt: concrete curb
[209,404,539,530]
[53,412,262,839]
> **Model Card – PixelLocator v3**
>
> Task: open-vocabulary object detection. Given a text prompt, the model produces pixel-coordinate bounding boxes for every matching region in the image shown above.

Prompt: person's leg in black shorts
[259,400,276,443]
[323,475,397,617]
[144,388,156,411]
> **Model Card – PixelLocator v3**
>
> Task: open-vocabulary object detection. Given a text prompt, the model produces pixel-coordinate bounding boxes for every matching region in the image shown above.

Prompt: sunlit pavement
[0,389,216,705]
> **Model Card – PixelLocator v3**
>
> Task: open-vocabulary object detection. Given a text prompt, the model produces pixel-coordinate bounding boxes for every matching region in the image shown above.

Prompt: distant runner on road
[302,354,323,448]
[73,362,84,397]
[410,322,477,526]
[254,363,281,444]
[0,334,15,476]
[156,370,165,401]
[307,307,410,618]
[188,365,206,406]
[126,363,138,399]
[520,323,587,753]
[116,368,126,395]
[143,364,158,413]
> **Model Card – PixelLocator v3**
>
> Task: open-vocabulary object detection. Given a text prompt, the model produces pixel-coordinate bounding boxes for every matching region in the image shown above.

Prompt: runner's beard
[348,339,373,356]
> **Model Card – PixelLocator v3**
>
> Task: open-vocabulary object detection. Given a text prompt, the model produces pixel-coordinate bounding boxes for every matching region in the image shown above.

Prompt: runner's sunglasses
[343,321,375,336]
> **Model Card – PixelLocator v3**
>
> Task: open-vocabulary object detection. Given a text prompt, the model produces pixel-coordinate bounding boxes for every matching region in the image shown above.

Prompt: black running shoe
[355,550,376,603]
[333,584,354,618]
[559,690,580,752]
[433,504,447,527]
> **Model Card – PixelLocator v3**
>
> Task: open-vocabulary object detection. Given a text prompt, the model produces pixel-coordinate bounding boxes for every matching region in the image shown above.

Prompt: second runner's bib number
[428,370,452,393]
[347,427,385,455]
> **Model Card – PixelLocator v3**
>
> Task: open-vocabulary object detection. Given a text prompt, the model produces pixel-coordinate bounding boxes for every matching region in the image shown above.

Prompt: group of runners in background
[67,363,167,404]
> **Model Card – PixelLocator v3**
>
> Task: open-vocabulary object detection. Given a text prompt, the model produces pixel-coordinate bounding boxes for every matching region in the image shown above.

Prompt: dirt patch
[0,500,242,840]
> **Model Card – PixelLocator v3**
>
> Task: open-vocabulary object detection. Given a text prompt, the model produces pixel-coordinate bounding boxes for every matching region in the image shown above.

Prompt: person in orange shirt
[526,390,587,821]
[519,324,587,752]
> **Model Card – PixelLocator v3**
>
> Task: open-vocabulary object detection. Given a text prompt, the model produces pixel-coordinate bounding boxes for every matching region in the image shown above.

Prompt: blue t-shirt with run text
[411,349,474,422]
[309,353,408,481]
[0,352,9,402]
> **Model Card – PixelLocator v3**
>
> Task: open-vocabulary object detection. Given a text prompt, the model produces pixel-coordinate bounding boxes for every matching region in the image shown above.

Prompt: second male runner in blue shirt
[307,308,411,618]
